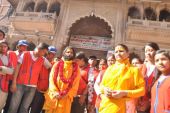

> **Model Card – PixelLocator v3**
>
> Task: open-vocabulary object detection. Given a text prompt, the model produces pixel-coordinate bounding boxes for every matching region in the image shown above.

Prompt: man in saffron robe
[43,46,80,113]
[99,44,145,113]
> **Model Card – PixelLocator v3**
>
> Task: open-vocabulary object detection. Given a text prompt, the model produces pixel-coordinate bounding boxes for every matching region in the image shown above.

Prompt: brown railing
[11,12,57,21]
[128,18,170,29]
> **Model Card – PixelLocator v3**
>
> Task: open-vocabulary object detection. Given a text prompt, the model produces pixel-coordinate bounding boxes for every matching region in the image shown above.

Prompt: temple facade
[1,0,170,58]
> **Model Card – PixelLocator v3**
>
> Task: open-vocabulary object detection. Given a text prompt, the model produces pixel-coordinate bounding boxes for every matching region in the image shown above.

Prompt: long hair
[62,46,76,59]
[144,42,160,51]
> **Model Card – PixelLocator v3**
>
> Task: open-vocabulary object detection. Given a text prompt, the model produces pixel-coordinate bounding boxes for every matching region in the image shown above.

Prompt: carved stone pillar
[47,0,53,12]
[156,5,160,21]
[34,0,40,12]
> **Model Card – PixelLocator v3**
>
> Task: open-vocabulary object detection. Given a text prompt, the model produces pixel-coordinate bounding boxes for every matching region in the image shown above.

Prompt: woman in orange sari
[99,44,145,113]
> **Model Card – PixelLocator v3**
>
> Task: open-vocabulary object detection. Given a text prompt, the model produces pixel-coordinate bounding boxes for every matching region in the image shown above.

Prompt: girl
[94,59,108,113]
[137,42,159,113]
[150,50,170,113]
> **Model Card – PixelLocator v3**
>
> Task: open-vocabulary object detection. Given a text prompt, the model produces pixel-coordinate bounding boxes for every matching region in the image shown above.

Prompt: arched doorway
[128,6,141,19]
[49,2,60,16]
[68,15,113,58]
[159,9,170,22]
[36,1,47,12]
[144,7,157,20]
[23,2,35,12]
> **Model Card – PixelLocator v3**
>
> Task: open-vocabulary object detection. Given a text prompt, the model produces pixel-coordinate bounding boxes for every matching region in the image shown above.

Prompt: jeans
[0,89,8,111]
[7,84,36,113]
[30,90,45,113]
[3,80,12,113]
[96,108,99,113]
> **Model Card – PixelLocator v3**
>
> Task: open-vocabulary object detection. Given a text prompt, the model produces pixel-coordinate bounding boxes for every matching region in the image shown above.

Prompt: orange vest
[37,67,49,91]
[8,51,18,69]
[150,77,170,113]
[7,51,18,80]
[0,54,13,92]
[17,51,44,86]
[37,61,55,92]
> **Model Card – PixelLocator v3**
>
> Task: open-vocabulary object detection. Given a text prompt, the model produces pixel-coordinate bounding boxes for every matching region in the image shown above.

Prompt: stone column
[114,0,127,45]
[156,4,160,21]
[46,0,52,12]
[34,0,40,12]
[52,0,70,55]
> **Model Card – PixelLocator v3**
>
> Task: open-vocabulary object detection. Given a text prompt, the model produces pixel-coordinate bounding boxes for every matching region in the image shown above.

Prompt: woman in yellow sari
[99,44,145,113]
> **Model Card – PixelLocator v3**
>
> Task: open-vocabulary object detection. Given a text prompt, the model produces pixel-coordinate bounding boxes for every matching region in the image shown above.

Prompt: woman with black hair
[137,42,160,113]
[99,44,145,113]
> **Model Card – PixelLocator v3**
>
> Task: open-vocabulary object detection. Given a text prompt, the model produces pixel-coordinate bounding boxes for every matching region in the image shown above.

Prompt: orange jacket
[37,65,50,91]
[0,53,14,92]
[17,51,44,86]
[150,76,170,113]
[37,61,55,92]
[7,51,18,80]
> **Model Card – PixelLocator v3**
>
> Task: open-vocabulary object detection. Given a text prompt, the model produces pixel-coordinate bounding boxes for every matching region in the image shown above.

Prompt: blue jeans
[0,89,8,111]
[7,84,36,113]
[96,108,99,113]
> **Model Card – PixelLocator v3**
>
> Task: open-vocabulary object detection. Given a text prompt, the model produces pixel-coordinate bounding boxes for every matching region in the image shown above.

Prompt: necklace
[53,60,78,96]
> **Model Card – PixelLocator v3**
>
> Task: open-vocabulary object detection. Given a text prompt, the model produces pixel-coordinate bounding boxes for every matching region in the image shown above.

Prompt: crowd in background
[0,29,170,113]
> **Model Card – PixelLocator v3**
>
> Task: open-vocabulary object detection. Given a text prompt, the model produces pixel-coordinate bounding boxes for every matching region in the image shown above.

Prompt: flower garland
[53,60,78,97]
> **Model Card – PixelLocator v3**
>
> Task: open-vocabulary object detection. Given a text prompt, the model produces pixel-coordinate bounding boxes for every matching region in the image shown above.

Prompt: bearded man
[43,46,80,113]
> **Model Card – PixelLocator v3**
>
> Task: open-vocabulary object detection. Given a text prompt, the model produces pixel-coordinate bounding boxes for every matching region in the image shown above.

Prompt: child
[137,42,159,113]
[94,59,108,113]
[150,50,170,113]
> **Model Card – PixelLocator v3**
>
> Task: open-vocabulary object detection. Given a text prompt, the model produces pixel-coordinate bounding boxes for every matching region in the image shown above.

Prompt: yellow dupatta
[99,58,145,113]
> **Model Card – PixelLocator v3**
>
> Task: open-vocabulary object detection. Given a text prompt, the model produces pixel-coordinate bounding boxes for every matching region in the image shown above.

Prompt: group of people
[0,29,170,113]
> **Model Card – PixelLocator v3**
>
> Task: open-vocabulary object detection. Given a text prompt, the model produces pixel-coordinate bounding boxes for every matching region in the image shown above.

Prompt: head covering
[17,40,29,46]
[48,46,57,54]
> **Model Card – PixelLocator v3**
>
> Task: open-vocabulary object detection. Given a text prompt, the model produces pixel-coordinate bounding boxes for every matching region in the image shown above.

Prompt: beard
[63,55,74,61]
